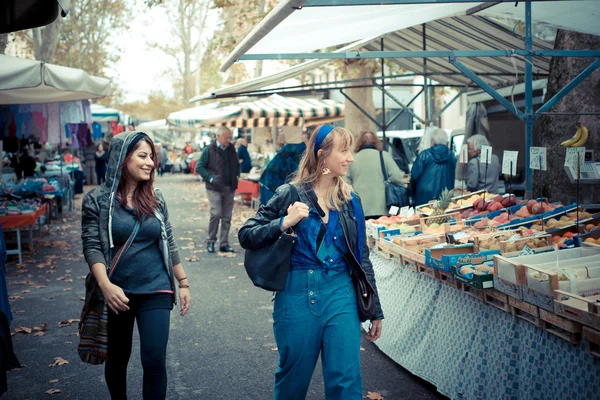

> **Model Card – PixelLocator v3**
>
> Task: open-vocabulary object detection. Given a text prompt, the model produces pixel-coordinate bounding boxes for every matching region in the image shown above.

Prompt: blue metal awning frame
[230,0,599,197]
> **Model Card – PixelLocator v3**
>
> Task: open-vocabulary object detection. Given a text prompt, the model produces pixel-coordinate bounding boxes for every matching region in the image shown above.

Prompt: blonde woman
[239,125,384,400]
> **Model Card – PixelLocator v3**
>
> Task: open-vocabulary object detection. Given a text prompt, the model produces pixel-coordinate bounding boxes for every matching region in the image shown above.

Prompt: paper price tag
[519,245,534,257]
[508,234,522,243]
[564,147,585,169]
[529,147,547,171]
[459,144,469,164]
[481,145,493,165]
[399,206,410,217]
[432,243,446,249]
[388,206,400,216]
[453,231,470,241]
[502,151,518,175]
[407,207,415,218]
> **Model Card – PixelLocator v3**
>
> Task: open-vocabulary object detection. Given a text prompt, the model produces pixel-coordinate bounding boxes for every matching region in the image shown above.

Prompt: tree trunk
[534,30,600,204]
[343,60,377,136]
[33,18,63,62]
[0,34,8,55]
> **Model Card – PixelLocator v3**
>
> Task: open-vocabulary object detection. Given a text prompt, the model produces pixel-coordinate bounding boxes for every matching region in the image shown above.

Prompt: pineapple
[428,189,453,226]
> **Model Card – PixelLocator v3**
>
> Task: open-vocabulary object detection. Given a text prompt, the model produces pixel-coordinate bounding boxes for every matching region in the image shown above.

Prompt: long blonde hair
[291,126,354,211]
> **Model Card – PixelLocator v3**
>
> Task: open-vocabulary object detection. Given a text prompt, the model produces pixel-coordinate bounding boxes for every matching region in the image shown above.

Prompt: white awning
[167,103,242,127]
[191,36,376,102]
[221,0,598,72]
[0,55,111,105]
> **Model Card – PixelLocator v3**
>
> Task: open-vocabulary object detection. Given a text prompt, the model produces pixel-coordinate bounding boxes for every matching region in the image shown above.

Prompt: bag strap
[108,219,142,278]
[379,151,388,181]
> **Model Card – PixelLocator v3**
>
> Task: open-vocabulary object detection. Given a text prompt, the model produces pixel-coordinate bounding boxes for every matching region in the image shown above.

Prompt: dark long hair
[117,136,159,221]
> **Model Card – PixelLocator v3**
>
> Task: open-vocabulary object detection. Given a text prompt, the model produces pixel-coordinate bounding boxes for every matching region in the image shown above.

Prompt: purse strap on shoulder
[108,218,142,277]
[379,151,388,181]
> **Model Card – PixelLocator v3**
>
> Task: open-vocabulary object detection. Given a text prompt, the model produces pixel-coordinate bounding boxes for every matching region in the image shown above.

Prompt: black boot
[219,245,235,253]
[207,242,215,253]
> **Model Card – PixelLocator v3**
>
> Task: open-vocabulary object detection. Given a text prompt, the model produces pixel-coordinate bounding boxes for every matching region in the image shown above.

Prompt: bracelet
[179,284,190,289]
[178,276,188,282]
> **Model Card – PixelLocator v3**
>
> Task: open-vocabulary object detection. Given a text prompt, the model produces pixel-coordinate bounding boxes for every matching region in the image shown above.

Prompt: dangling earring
[322,166,331,175]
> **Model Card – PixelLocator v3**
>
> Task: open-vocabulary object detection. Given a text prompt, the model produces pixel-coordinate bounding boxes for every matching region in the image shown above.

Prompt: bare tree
[32,17,63,62]
[0,33,9,55]
[151,0,212,103]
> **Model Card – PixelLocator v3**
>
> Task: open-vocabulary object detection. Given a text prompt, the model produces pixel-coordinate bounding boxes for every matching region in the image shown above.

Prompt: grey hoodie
[81,131,180,306]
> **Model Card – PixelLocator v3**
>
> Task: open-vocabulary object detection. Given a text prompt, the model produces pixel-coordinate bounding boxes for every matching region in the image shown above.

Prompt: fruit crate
[474,229,521,251]
[420,212,462,235]
[508,296,544,328]
[493,255,526,299]
[575,230,600,247]
[395,234,445,265]
[416,190,488,216]
[539,308,582,344]
[554,290,600,331]
[452,264,494,290]
[484,288,511,313]
[582,327,600,359]
[499,234,553,257]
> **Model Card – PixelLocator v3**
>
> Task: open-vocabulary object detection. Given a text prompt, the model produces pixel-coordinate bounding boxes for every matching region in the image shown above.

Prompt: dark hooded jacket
[81,132,181,308]
[410,144,456,206]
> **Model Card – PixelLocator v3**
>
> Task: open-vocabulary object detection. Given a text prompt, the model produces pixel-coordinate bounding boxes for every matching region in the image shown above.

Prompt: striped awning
[203,94,344,128]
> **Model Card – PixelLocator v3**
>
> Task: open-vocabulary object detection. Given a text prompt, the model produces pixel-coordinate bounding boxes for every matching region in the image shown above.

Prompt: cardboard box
[452,264,494,290]
[554,290,600,330]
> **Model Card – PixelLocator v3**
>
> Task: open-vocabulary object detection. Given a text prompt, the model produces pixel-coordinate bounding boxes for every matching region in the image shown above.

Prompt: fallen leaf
[15,327,32,334]
[360,347,365,351]
[64,341,73,344]
[64,279,73,283]
[227,276,237,280]
[63,288,72,291]
[185,257,199,262]
[58,320,76,327]
[79,297,85,301]
[16,263,27,268]
[33,332,45,337]
[46,388,61,395]
[79,276,87,279]
[178,237,193,241]
[365,392,384,400]
[65,270,72,273]
[49,357,69,367]
[240,290,248,293]
[245,337,252,341]
[36,264,46,269]
[56,277,65,281]
[216,252,237,258]
[34,323,48,332]
[271,347,278,351]
[49,379,59,383]
[35,285,47,289]
[9,296,23,301]
[22,290,31,294]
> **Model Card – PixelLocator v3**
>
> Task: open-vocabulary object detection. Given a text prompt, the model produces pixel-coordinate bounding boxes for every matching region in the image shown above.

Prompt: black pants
[106,294,172,400]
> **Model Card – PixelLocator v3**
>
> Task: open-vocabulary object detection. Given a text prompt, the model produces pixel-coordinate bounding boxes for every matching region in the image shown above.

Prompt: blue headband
[314,125,334,156]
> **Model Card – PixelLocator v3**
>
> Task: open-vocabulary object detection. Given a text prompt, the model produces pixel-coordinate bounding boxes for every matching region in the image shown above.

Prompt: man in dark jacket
[237,138,252,173]
[196,128,240,253]
[410,128,456,206]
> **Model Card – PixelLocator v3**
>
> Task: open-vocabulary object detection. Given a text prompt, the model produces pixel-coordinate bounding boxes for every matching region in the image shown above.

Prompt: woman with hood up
[410,128,456,206]
[81,131,191,400]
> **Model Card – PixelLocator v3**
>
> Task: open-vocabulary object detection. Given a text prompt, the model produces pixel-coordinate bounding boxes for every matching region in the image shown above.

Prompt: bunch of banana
[561,122,589,147]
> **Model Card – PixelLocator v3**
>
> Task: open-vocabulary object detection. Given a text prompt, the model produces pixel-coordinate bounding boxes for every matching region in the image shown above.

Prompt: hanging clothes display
[46,103,61,145]
[92,121,103,139]
[82,100,92,125]
[60,101,84,124]
[32,111,47,143]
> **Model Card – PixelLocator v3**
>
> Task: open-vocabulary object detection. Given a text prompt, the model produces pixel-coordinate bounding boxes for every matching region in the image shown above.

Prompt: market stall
[364,189,600,399]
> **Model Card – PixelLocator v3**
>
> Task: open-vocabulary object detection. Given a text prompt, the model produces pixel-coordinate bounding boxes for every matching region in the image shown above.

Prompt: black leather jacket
[238,183,384,320]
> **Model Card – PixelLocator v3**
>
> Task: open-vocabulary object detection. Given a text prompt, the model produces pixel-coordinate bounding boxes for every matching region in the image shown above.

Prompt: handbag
[301,186,376,322]
[243,185,299,292]
[78,220,141,365]
[379,151,409,209]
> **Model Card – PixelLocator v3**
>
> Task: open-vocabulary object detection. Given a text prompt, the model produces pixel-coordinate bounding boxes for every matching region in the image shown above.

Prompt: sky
[107,4,219,104]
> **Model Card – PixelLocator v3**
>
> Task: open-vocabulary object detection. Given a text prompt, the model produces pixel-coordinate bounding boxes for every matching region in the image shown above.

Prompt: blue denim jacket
[290,208,349,271]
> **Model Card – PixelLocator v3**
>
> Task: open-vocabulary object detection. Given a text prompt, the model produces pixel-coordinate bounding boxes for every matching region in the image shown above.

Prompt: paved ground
[3,174,445,400]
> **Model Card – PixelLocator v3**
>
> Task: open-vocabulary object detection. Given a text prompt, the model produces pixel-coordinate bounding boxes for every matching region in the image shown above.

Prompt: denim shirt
[290,207,349,271]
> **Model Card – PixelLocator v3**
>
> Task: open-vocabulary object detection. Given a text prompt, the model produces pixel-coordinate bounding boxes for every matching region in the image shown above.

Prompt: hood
[104,131,148,193]
[428,144,451,164]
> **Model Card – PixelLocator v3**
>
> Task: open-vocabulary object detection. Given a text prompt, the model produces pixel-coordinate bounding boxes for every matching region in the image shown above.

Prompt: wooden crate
[539,308,582,344]
[420,212,462,235]
[434,269,462,288]
[553,290,600,331]
[461,283,485,301]
[521,264,560,312]
[416,262,436,280]
[376,241,402,263]
[474,229,519,250]
[582,327,600,359]
[500,234,553,257]
[484,289,510,313]
[508,296,544,328]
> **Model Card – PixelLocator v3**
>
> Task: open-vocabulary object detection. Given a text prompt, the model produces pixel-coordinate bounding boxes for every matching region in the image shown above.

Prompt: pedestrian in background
[81,131,191,400]
[237,137,252,173]
[466,134,501,192]
[410,128,456,206]
[239,125,384,400]
[195,127,240,253]
[346,131,404,219]
[95,144,107,185]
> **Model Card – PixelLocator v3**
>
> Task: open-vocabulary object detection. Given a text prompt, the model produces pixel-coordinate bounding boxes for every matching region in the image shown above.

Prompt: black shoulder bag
[379,151,409,209]
[243,185,299,292]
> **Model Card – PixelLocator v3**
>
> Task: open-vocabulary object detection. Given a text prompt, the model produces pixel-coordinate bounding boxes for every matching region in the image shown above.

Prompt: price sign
[399,206,410,217]
[508,234,522,243]
[564,147,585,169]
[502,151,519,175]
[406,207,415,218]
[388,206,400,216]
[459,144,469,164]
[519,245,534,257]
[530,147,547,171]
[481,145,493,165]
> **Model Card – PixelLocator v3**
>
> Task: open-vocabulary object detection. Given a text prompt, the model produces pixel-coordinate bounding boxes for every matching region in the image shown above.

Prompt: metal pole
[423,23,429,126]
[524,1,534,199]
[381,38,387,145]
